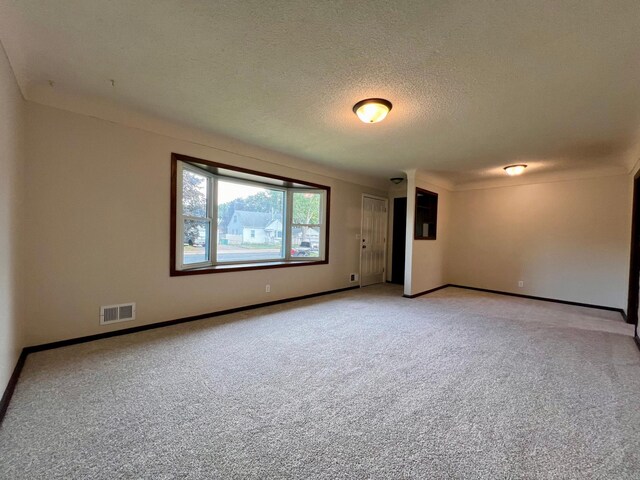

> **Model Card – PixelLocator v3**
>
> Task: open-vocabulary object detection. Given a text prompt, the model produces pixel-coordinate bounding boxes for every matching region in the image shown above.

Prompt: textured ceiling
[1,0,640,183]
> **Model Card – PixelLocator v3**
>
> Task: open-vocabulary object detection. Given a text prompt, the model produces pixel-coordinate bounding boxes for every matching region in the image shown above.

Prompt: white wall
[447,175,631,309]
[242,227,267,244]
[23,103,385,346]
[0,41,25,391]
[404,172,451,296]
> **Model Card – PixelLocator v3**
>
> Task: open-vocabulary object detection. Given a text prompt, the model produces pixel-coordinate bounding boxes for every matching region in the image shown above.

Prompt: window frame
[213,175,288,266]
[170,153,330,276]
[289,189,327,260]
[176,162,215,269]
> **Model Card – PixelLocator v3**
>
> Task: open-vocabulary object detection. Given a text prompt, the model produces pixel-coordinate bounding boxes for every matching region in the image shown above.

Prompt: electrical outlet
[265,284,271,293]
[350,273,359,282]
[518,281,524,288]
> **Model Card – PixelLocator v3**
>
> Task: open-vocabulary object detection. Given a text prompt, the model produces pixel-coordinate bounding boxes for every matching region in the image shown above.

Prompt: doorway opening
[627,170,640,340]
[391,197,407,284]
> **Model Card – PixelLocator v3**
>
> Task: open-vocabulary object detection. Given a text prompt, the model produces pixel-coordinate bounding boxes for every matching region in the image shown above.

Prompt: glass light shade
[353,98,392,123]
[504,164,527,176]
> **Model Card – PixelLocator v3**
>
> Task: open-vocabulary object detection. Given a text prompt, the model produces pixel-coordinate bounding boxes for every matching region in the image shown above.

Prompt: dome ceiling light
[504,164,527,176]
[353,98,392,123]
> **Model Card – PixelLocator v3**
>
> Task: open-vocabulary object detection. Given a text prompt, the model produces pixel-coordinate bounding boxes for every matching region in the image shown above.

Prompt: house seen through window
[172,154,329,274]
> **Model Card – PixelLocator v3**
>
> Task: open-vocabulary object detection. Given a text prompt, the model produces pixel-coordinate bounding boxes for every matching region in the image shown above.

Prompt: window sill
[170,259,328,276]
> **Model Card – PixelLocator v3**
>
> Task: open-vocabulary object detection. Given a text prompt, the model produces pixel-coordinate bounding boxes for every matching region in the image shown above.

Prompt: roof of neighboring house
[228,210,275,229]
[265,219,282,231]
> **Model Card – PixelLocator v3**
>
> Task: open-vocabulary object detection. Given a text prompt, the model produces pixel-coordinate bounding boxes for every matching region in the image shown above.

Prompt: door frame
[360,194,389,287]
[627,171,640,335]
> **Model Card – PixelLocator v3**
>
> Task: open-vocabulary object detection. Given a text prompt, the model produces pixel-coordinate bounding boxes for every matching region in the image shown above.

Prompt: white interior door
[360,195,388,287]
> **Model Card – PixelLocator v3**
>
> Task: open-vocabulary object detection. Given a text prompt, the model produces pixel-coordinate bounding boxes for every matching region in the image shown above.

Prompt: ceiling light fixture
[353,98,392,123]
[390,177,404,184]
[504,164,527,176]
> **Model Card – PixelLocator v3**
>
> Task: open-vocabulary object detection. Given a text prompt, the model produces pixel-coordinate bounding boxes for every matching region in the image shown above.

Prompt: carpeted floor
[1,285,639,479]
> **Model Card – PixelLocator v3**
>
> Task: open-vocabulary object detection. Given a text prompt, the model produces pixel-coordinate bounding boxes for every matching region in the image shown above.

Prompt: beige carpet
[1,285,639,479]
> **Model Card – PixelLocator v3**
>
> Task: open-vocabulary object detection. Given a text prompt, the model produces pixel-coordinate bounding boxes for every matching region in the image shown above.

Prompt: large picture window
[171,153,330,275]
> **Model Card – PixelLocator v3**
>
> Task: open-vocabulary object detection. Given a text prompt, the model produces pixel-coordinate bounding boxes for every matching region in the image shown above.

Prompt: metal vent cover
[118,304,134,320]
[100,303,136,325]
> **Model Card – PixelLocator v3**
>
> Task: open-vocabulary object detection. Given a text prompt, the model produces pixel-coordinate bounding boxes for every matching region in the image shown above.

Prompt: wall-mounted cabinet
[415,188,438,240]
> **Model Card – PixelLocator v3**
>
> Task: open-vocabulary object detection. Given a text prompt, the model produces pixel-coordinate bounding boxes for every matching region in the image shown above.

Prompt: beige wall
[447,175,631,309]
[23,103,385,346]
[0,42,25,391]
[404,173,451,296]
[9,87,637,354]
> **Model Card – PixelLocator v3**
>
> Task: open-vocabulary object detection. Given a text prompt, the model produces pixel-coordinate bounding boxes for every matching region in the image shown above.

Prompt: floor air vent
[100,303,136,325]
